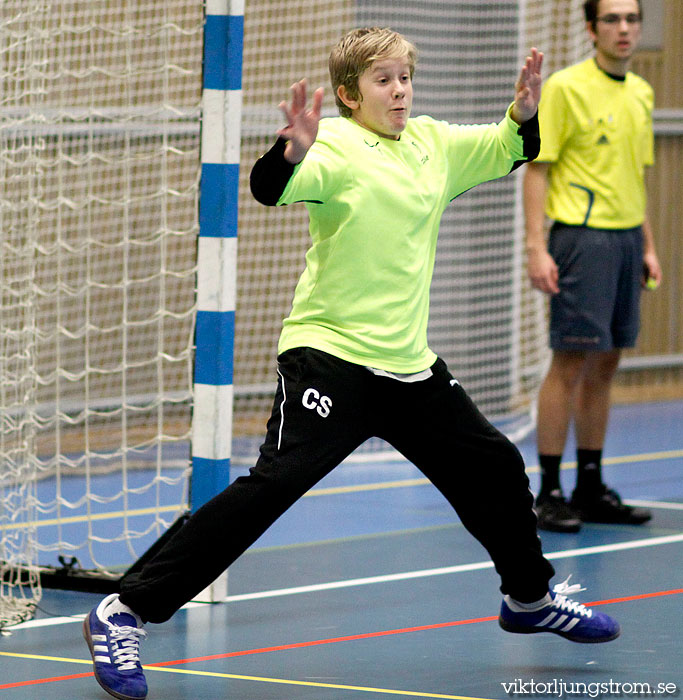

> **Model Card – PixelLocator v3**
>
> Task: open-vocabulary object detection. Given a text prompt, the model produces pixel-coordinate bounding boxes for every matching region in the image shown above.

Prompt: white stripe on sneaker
[561,617,581,633]
[549,614,568,629]
[536,612,558,628]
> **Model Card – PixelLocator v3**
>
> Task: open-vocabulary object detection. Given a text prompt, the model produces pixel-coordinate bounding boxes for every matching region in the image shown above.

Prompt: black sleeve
[249,137,297,206]
[509,111,540,173]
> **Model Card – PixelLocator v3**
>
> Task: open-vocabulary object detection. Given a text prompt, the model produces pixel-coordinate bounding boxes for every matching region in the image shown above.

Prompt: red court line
[2,587,681,692]
[149,587,683,668]
[149,614,498,667]
[589,587,683,606]
[0,672,93,691]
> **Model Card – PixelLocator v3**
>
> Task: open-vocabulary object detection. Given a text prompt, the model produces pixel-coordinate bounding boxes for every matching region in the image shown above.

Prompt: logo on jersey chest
[410,140,429,165]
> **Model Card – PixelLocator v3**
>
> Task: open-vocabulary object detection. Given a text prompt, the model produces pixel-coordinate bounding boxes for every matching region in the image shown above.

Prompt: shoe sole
[83,617,147,700]
[581,518,651,525]
[573,511,652,525]
[499,617,620,643]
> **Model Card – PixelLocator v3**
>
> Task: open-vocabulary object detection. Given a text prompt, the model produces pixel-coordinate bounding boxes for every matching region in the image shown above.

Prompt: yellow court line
[1,504,181,531]
[0,651,493,699]
[150,665,495,699]
[306,477,431,497]
[306,448,683,496]
[546,450,683,474]
[6,448,683,529]
[0,651,92,665]
[602,449,683,465]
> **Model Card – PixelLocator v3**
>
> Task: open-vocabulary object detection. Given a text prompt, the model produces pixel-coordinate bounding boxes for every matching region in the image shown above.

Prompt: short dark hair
[583,0,643,29]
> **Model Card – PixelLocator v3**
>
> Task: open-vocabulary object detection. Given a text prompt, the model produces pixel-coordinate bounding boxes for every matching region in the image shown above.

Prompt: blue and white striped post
[191,0,243,600]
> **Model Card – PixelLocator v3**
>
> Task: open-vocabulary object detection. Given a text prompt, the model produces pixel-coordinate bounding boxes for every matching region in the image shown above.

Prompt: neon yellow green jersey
[537,58,654,229]
[277,110,528,373]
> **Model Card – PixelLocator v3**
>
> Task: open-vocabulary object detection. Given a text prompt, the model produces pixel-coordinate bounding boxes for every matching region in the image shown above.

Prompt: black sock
[576,448,603,493]
[538,454,563,497]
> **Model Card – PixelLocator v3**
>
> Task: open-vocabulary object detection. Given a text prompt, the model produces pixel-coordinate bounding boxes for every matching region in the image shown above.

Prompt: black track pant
[120,348,554,622]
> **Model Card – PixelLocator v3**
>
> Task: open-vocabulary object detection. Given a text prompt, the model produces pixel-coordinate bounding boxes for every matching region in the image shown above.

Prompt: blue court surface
[1,400,681,699]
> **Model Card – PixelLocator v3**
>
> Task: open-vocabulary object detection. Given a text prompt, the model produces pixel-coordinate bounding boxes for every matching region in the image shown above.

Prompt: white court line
[219,532,683,603]
[626,499,683,511]
[8,531,683,632]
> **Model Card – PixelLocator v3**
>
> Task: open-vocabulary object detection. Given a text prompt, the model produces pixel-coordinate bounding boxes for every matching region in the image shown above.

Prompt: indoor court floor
[1,399,682,699]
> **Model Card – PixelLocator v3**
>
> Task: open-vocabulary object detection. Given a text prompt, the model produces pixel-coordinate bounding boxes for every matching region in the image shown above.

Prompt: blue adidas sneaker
[83,593,148,700]
[499,586,620,643]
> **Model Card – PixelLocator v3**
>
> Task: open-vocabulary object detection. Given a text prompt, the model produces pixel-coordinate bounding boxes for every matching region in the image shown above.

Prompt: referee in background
[524,0,662,533]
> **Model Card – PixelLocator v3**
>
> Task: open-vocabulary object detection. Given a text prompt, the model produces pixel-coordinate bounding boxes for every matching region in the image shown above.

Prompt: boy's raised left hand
[511,48,543,124]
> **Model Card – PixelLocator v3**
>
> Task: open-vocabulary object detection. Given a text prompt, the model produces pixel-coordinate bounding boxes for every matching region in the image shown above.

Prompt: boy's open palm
[278,79,324,164]
[512,48,543,124]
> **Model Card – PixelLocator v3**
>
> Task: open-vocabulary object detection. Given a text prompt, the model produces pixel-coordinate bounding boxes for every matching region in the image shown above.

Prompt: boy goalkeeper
[84,27,620,700]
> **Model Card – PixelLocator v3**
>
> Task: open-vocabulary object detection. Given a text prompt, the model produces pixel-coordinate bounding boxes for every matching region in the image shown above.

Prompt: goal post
[189,0,244,603]
[191,0,243,512]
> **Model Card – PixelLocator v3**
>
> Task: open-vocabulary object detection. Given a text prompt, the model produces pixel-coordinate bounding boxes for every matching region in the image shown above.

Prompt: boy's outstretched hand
[511,48,543,125]
[278,79,324,164]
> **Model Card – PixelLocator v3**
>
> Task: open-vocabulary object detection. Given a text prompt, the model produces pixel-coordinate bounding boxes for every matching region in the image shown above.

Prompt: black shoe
[571,485,652,525]
[535,490,582,533]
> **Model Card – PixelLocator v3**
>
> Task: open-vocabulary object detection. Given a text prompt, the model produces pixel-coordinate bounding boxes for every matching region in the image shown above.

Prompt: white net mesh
[0,0,203,626]
[525,0,593,74]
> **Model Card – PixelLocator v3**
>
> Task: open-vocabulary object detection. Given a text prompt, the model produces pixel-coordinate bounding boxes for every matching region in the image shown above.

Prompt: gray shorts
[548,222,643,351]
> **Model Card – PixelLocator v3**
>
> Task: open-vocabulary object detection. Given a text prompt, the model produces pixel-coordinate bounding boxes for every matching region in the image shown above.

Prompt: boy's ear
[337,84,360,111]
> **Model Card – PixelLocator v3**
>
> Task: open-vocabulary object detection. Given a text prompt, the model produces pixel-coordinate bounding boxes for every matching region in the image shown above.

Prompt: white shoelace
[551,594,593,618]
[553,574,586,596]
[108,624,148,670]
[551,576,592,619]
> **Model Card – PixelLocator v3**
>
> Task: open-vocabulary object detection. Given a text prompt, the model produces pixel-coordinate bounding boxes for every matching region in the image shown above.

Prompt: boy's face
[588,0,642,63]
[338,57,413,140]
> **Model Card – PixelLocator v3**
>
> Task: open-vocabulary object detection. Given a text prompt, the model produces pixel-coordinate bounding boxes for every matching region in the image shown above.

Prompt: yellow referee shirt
[537,58,654,229]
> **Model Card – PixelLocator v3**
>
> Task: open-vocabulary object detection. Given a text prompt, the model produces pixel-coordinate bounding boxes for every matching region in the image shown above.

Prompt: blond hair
[329,27,417,118]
